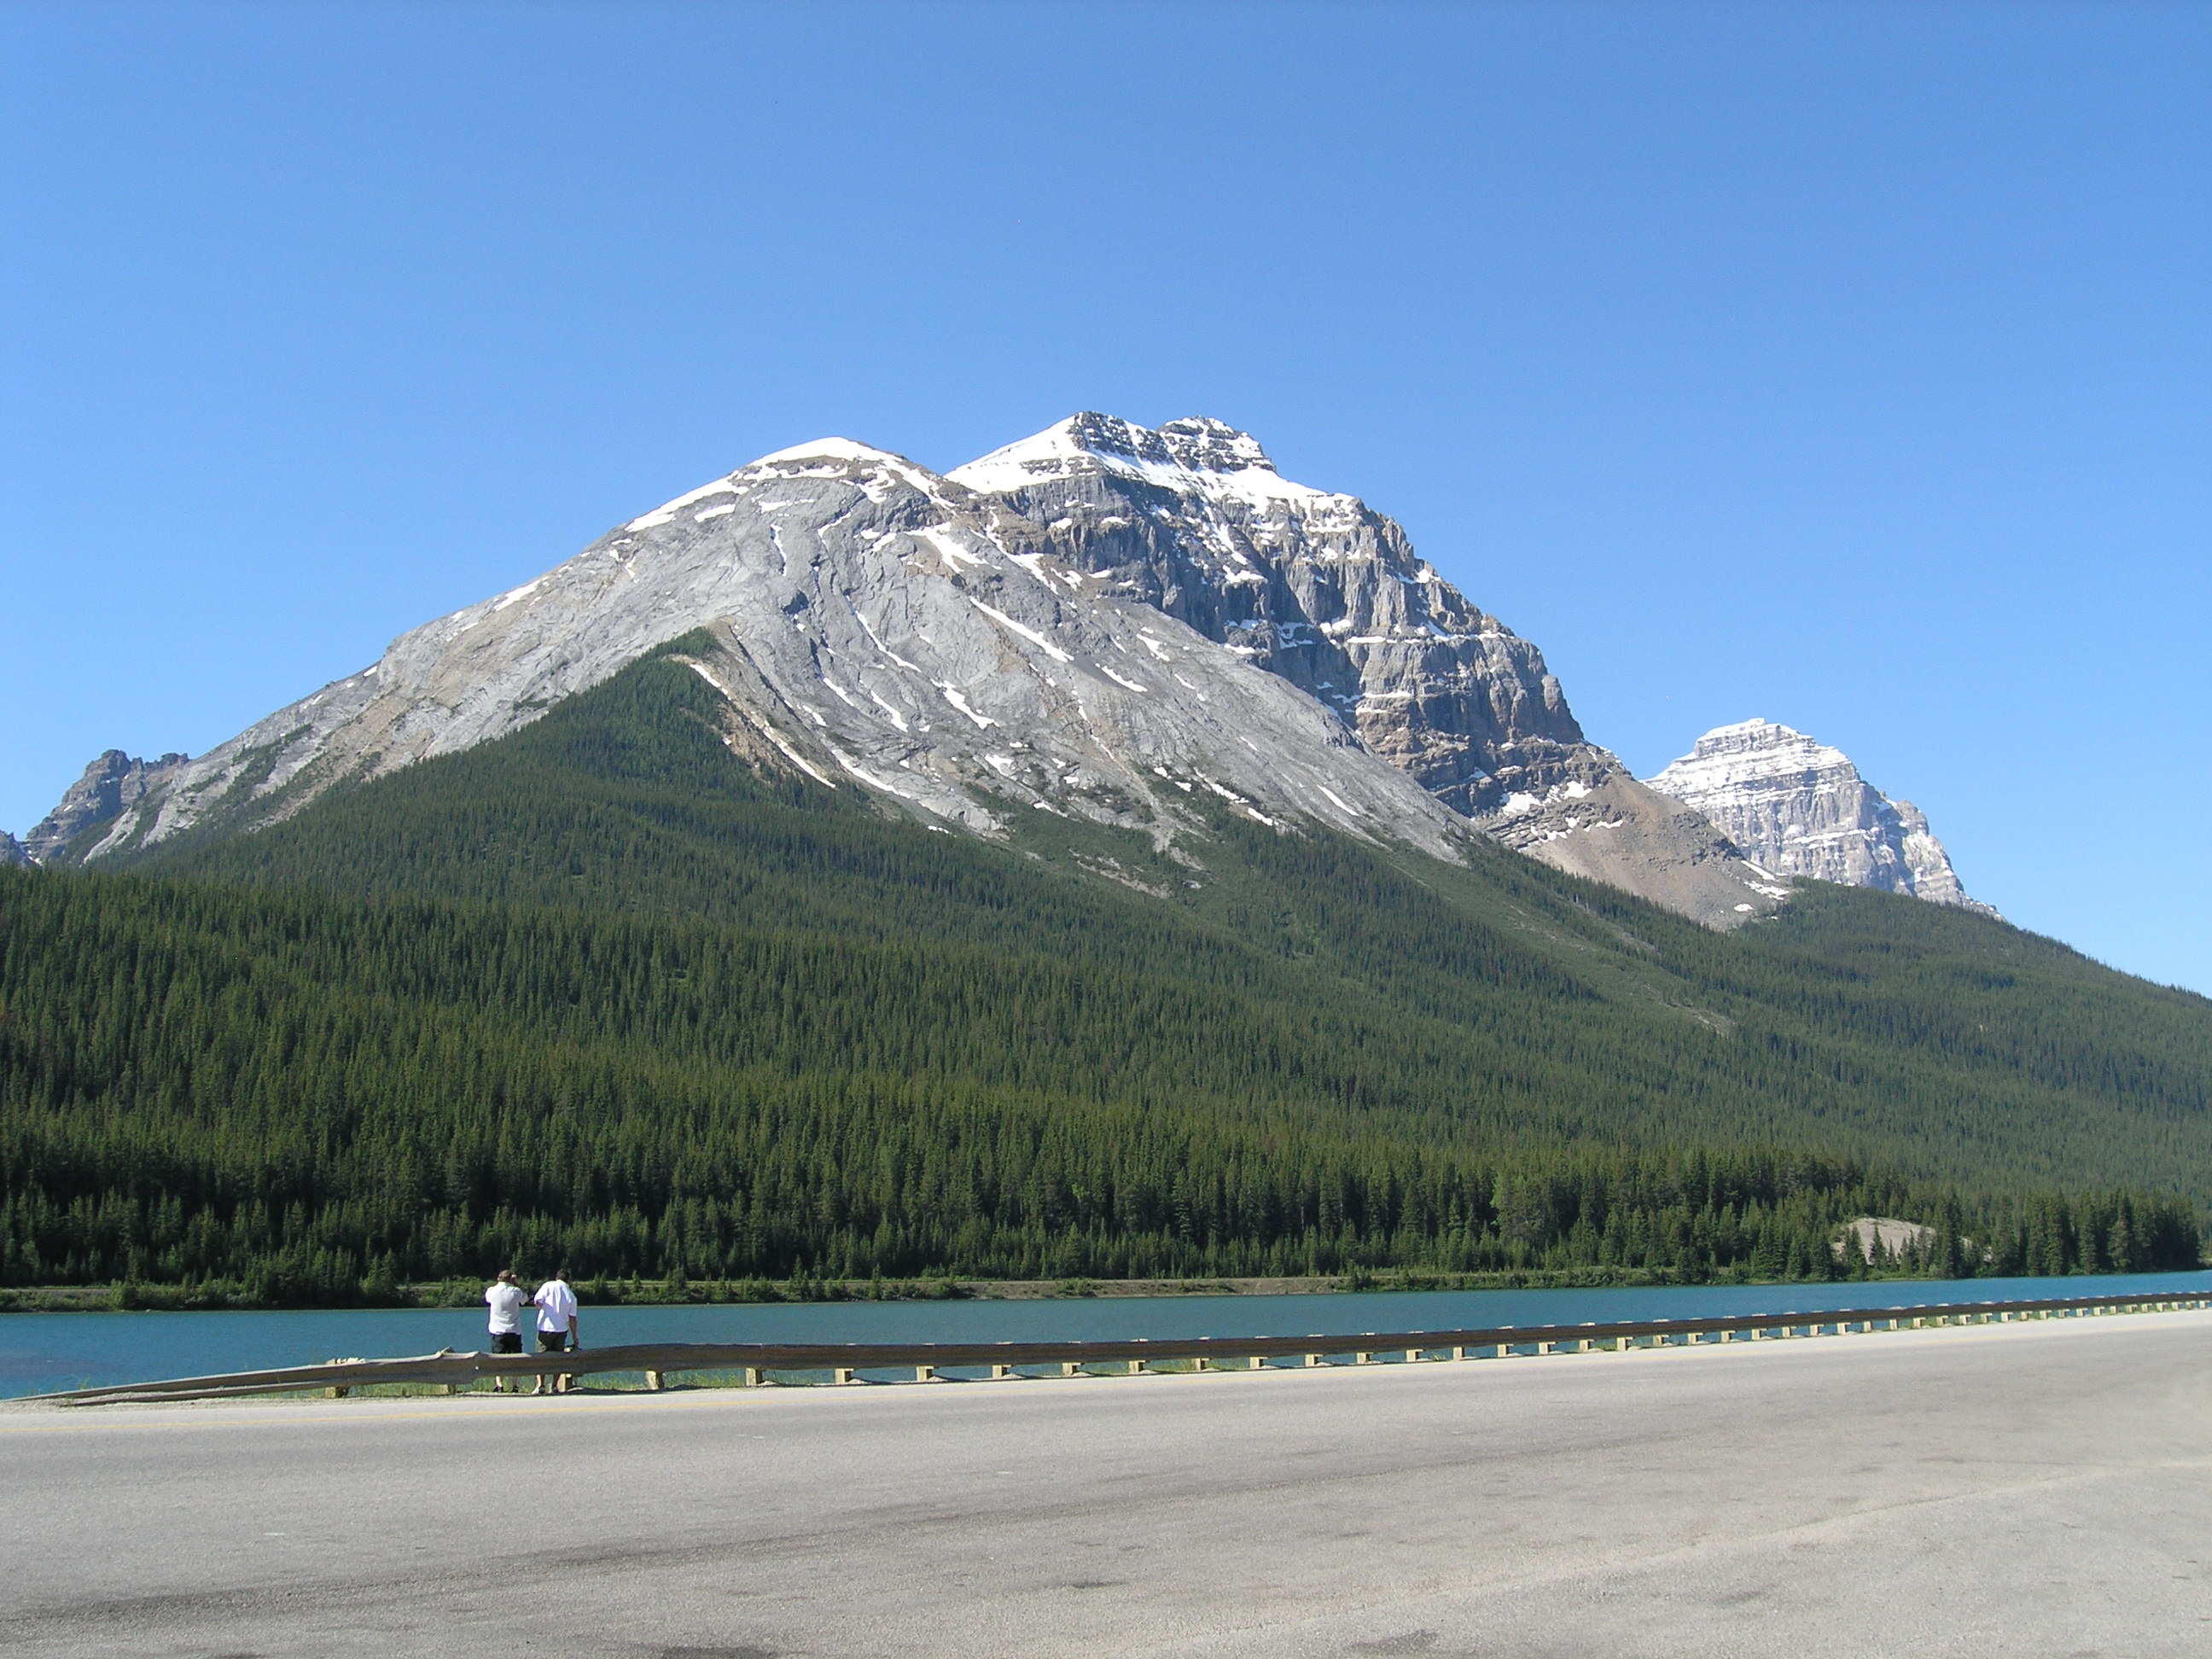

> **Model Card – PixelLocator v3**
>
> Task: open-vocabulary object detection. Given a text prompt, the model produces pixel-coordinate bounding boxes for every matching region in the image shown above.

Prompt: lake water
[6,1269,2208,1399]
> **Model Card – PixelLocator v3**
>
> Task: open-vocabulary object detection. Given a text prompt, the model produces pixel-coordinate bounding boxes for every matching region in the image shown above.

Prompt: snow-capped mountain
[1645,719,1994,915]
[16,417,1787,925]
[952,416,1784,921]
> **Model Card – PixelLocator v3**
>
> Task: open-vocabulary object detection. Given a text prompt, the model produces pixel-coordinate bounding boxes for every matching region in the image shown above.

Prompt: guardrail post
[645,1371,665,1392]
[1249,1356,1266,1371]
[833,1367,856,1386]
[1128,1359,1147,1377]
[1407,1348,1424,1364]
[1355,1351,1375,1365]
[1062,1362,1083,1377]
[991,1365,1012,1381]
[743,1367,764,1387]
[1304,1353,1320,1368]
[915,1365,935,1382]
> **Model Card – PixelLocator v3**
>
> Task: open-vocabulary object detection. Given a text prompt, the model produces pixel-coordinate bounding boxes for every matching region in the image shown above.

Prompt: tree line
[1,870,2196,1306]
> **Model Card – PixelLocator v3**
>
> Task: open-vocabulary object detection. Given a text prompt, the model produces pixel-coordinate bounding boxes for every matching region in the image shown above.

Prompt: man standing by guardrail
[484,1270,529,1394]
[530,1270,580,1396]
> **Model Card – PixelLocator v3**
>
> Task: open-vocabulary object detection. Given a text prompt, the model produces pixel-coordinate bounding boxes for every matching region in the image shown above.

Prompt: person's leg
[533,1330,566,1394]
[492,1330,522,1390]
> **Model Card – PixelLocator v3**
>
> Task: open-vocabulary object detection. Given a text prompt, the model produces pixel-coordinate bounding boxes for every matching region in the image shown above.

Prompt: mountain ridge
[15,416,1782,928]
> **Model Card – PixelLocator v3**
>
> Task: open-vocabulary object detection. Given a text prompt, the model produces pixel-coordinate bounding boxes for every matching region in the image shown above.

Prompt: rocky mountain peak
[21,748,190,864]
[954,413,1784,925]
[952,413,1323,507]
[1645,719,1994,915]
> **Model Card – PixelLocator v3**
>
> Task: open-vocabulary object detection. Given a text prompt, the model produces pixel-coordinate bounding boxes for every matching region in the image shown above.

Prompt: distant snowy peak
[1646,719,1994,916]
[952,413,1330,508]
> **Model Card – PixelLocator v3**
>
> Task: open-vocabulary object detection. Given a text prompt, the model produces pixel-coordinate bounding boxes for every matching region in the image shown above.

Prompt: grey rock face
[956,416,1783,925]
[953,414,1591,817]
[44,417,1784,928]
[24,749,189,864]
[1645,719,1995,916]
[0,830,27,868]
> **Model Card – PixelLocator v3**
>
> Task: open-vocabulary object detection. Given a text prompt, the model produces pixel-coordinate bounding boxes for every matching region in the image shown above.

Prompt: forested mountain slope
[3,643,2205,1296]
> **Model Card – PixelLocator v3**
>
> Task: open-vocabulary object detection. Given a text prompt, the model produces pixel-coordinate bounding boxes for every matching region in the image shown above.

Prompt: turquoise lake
[7,1270,2209,1398]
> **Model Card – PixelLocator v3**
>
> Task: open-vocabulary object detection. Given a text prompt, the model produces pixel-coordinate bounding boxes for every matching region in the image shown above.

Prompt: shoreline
[0,1263,2032,1314]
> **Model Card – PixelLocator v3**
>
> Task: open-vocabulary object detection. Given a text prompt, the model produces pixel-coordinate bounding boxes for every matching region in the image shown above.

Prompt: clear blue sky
[3,3,2206,990]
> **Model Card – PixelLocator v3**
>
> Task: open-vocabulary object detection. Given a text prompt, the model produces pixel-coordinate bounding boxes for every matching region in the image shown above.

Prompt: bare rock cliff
[1646,719,1994,916]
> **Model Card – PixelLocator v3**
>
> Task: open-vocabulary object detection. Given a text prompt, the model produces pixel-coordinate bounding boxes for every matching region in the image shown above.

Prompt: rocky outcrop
[23,749,189,864]
[953,415,1592,817]
[955,416,1782,925]
[1645,719,1994,915]
[0,830,27,868]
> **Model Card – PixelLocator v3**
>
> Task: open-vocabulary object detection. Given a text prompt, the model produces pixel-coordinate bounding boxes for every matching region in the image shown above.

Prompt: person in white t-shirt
[483,1270,530,1394]
[530,1271,580,1397]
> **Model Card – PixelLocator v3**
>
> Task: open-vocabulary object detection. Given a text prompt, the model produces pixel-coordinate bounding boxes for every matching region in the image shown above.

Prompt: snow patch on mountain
[953,413,1329,508]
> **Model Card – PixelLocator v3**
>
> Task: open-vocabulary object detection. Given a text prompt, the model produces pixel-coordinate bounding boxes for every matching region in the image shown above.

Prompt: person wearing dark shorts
[530,1271,579,1396]
[484,1270,530,1391]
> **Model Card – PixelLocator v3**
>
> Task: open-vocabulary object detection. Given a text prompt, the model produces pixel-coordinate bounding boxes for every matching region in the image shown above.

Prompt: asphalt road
[3,1311,2209,1657]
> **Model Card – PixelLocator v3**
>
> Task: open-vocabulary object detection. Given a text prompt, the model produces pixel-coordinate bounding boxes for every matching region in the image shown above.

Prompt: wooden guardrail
[26,1287,2209,1406]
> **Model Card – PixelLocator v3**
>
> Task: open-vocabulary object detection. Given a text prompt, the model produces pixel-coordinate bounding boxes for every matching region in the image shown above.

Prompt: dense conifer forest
[3,645,2205,1301]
